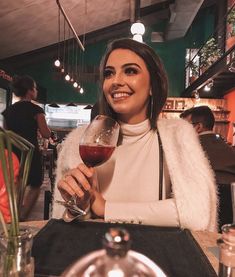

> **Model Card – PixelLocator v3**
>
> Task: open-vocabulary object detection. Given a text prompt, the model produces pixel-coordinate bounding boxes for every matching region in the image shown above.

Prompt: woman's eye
[125,67,138,75]
[103,69,114,79]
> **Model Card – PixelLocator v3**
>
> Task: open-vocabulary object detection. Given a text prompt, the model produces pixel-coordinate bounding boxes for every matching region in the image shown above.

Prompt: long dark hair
[99,38,168,129]
[12,75,35,97]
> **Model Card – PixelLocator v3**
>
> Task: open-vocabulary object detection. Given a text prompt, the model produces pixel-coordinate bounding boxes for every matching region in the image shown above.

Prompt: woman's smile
[111,91,133,100]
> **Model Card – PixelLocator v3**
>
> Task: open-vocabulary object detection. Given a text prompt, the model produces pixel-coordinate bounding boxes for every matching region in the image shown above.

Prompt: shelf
[215,120,230,123]
[162,110,184,113]
[162,109,230,113]
[213,110,230,113]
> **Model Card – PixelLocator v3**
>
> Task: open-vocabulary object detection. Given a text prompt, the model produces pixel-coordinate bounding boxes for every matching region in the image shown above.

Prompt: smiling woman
[52,38,217,232]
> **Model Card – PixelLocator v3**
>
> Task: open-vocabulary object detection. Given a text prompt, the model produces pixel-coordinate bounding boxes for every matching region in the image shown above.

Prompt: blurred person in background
[180,105,235,227]
[2,75,51,221]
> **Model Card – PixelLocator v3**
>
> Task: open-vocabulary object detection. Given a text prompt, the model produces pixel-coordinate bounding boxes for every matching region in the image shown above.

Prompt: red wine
[79,144,115,167]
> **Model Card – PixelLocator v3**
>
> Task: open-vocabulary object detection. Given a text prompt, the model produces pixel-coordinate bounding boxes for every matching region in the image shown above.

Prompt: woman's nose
[112,72,124,86]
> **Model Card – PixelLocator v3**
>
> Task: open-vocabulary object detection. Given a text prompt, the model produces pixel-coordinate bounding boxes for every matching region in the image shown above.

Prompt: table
[192,230,220,274]
[23,220,221,275]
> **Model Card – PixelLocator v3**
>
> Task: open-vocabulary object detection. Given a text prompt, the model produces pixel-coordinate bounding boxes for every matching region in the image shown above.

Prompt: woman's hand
[57,163,105,217]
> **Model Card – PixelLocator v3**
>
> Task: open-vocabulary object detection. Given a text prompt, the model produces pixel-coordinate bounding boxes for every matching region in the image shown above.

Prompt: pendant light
[65,28,71,82]
[54,6,61,67]
[130,0,145,42]
[54,0,85,88]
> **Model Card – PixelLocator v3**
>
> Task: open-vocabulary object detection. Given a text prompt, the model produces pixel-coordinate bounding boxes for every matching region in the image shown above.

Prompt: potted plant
[227,6,235,37]
[227,6,235,49]
[199,38,222,73]
[0,129,34,276]
[186,60,199,84]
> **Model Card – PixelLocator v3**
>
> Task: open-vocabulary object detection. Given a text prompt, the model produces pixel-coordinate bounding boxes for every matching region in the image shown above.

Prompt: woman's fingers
[57,163,94,201]
[58,175,85,199]
[57,179,76,201]
[70,166,92,191]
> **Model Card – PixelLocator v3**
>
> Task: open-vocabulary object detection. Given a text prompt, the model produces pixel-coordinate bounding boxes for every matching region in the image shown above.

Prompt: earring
[150,95,153,120]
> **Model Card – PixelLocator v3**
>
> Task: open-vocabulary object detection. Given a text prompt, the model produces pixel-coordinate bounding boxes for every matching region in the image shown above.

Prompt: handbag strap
[156,128,163,200]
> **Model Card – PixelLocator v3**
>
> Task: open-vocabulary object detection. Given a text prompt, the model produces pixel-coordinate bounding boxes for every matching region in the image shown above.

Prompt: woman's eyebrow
[123,63,141,69]
[105,63,141,69]
[104,66,114,70]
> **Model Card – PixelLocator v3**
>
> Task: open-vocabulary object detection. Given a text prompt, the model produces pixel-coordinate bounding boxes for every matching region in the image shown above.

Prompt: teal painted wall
[18,41,107,104]
[17,6,215,103]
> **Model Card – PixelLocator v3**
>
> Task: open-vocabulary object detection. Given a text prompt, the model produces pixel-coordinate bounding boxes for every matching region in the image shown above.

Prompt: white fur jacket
[52,118,217,231]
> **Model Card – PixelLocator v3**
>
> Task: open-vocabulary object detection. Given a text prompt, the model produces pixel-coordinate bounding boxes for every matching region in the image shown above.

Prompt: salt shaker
[62,227,166,276]
[218,224,235,277]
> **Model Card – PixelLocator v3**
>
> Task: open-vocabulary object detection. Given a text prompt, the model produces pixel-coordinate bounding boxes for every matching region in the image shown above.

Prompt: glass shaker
[62,227,166,277]
[218,224,235,277]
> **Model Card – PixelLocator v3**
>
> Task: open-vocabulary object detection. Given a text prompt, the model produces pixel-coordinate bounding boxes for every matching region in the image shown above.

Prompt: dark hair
[180,105,215,130]
[12,75,35,97]
[90,102,100,121]
[99,38,168,129]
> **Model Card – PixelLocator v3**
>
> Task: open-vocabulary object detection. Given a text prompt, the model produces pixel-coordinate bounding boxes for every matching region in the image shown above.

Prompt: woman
[2,75,51,220]
[53,38,217,231]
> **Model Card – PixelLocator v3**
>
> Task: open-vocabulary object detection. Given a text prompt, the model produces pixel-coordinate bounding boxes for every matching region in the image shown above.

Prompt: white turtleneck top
[97,119,178,225]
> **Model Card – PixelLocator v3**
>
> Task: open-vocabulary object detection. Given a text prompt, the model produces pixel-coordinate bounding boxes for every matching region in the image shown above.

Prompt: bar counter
[22,220,220,275]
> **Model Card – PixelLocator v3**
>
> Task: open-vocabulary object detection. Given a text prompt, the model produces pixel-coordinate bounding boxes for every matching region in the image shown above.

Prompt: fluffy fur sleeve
[157,118,217,231]
[52,125,87,218]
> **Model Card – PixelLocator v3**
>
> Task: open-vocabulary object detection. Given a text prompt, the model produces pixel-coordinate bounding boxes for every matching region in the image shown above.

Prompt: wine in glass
[79,115,120,167]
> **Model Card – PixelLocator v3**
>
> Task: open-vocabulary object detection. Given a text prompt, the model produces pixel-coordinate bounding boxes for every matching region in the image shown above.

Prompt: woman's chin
[110,101,131,113]
[112,107,130,116]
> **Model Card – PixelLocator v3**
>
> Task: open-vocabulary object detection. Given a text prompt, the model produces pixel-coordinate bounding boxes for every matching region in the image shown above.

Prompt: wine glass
[56,115,120,217]
[79,115,120,167]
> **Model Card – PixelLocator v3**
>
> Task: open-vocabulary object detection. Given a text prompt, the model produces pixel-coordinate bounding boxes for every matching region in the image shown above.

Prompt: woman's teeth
[113,92,130,99]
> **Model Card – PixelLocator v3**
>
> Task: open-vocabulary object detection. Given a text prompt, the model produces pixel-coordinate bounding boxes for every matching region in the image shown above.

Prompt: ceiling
[0,0,206,60]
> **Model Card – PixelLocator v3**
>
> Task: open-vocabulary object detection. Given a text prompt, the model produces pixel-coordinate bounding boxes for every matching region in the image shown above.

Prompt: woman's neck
[118,114,148,125]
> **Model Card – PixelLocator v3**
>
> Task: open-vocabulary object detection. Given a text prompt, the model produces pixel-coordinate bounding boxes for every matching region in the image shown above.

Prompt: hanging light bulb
[133,34,143,43]
[54,59,61,67]
[65,74,70,81]
[73,81,78,88]
[204,79,213,91]
[130,21,145,35]
[204,84,211,92]
[130,20,145,43]
[54,7,61,68]
[79,87,84,94]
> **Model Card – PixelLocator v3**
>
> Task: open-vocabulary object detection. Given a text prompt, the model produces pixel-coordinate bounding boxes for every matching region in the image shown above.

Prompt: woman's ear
[149,89,152,96]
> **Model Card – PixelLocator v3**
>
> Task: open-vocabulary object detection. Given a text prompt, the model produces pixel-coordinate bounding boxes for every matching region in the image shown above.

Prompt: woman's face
[103,48,151,124]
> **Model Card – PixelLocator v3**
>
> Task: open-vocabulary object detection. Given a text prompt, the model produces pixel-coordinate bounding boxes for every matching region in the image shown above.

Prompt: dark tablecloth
[32,219,217,277]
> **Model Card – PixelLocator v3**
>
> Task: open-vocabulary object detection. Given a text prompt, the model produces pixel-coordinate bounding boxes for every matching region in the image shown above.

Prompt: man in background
[180,105,235,228]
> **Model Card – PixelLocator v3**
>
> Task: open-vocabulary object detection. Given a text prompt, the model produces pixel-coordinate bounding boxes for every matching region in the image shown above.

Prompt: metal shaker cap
[103,228,131,257]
